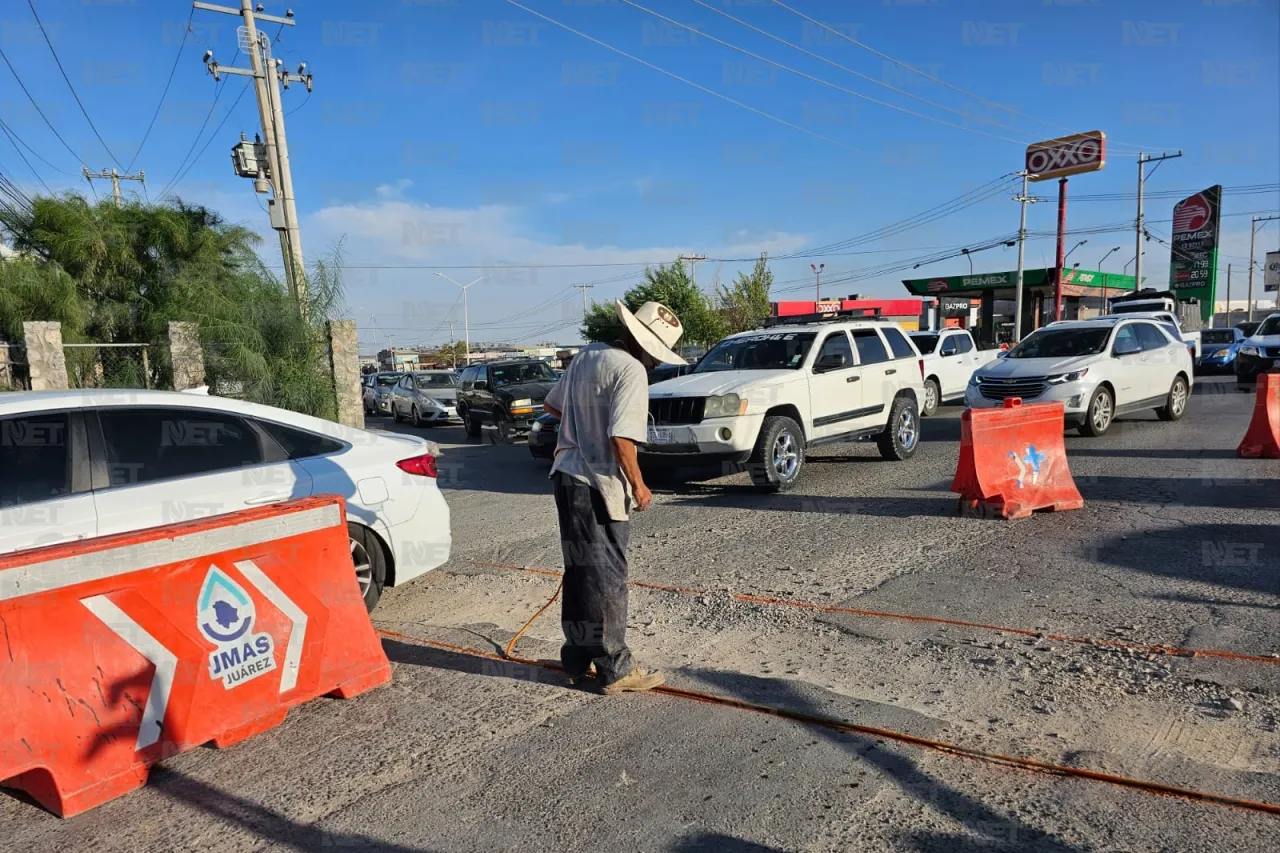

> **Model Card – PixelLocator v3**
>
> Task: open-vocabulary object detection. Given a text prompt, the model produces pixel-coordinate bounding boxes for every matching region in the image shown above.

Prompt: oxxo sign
[1025,131,1107,181]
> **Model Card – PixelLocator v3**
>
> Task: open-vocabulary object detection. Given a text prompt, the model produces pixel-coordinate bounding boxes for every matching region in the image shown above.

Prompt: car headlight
[969,373,983,387]
[1239,345,1260,356]
[510,398,533,407]
[703,393,746,419]
[1047,368,1089,385]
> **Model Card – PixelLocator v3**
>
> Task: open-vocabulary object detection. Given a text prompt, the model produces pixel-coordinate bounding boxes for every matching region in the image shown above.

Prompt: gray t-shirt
[545,343,648,522]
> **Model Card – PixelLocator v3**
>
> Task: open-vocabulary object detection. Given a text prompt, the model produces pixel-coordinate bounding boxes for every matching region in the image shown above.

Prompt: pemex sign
[1025,131,1106,181]
[1169,185,1222,322]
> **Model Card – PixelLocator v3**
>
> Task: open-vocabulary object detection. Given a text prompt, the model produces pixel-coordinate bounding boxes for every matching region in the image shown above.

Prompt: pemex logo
[1172,194,1211,234]
[197,566,277,689]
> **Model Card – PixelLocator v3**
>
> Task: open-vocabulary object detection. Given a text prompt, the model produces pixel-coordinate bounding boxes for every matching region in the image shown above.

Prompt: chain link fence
[0,343,30,391]
[62,343,154,390]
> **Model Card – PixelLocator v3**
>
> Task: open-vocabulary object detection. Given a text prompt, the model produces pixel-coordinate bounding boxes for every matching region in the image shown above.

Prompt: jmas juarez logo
[197,567,277,689]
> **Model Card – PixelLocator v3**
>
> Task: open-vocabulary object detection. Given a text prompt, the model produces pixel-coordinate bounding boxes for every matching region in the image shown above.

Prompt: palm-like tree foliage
[0,194,344,419]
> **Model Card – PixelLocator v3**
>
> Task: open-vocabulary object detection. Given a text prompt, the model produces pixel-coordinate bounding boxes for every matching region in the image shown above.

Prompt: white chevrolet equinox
[964,317,1193,436]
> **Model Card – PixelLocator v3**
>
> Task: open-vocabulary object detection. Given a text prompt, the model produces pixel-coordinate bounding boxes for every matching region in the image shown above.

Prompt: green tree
[716,252,773,334]
[0,193,343,419]
[582,259,724,348]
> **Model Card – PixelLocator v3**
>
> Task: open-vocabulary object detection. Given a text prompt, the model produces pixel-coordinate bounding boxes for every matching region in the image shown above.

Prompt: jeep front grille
[649,396,705,425]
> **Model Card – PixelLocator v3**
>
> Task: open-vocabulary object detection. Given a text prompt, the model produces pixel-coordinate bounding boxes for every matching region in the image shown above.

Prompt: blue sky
[2,0,1277,350]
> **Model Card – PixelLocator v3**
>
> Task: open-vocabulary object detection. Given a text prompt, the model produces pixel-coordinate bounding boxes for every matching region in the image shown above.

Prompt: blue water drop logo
[197,566,255,644]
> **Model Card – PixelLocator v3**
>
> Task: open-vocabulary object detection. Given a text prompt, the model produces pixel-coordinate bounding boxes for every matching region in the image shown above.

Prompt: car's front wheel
[1079,386,1114,436]
[920,378,940,417]
[348,522,388,612]
[748,415,804,492]
[464,408,482,437]
[1157,375,1189,421]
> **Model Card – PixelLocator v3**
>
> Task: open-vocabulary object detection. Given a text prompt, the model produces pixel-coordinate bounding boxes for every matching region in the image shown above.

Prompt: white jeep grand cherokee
[640,314,926,491]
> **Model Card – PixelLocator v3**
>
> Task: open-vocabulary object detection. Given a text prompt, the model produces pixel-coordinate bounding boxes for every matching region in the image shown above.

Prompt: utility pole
[811,263,825,303]
[1247,215,1280,323]
[1134,151,1182,295]
[1012,170,1038,341]
[573,282,594,320]
[1225,263,1232,323]
[435,273,486,366]
[199,1,312,308]
[82,167,145,208]
[679,254,707,289]
[446,319,456,368]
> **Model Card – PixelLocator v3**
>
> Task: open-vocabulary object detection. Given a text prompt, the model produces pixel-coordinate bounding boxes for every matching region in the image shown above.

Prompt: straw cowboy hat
[615,299,686,365]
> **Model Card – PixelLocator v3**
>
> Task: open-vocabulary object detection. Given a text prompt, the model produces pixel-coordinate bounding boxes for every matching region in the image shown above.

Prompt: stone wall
[22,322,68,391]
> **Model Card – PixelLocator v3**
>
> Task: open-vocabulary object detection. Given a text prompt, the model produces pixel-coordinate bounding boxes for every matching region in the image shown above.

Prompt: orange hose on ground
[504,580,562,659]
[470,560,1280,666]
[375,627,1280,819]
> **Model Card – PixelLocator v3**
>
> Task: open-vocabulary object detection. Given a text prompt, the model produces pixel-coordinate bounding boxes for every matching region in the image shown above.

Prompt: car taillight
[918,358,925,379]
[396,454,438,478]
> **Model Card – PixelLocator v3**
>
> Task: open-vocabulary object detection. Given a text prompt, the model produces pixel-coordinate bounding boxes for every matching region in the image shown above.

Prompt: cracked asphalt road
[4,375,1277,852]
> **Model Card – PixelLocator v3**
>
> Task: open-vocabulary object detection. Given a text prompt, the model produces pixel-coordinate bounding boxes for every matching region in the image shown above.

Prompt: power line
[503,0,874,156]
[767,0,1163,155]
[26,0,123,168]
[625,0,1030,148]
[128,6,194,172]
[0,116,74,177]
[0,45,84,167]
[165,80,252,196]
[0,121,53,194]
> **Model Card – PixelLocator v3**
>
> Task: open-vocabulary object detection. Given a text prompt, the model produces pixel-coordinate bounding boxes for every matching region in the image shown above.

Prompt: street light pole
[434,273,486,366]
[1098,246,1121,309]
[1247,215,1280,322]
[810,263,825,302]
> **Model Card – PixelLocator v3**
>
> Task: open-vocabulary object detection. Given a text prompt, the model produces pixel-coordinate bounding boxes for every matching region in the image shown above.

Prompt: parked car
[1235,313,1280,391]
[456,359,558,441]
[1235,321,1261,338]
[528,361,696,460]
[1195,327,1246,374]
[966,317,1193,436]
[363,371,404,416]
[389,370,460,426]
[908,328,1001,416]
[637,312,926,491]
[0,389,451,611]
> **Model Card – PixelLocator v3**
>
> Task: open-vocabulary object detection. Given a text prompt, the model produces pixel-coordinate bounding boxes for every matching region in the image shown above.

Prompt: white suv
[640,314,926,491]
[965,317,1193,436]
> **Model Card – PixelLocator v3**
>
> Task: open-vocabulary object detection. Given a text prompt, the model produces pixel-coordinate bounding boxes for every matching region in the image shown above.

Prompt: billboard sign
[1168,185,1222,321]
[1025,131,1106,181]
[1265,251,1280,293]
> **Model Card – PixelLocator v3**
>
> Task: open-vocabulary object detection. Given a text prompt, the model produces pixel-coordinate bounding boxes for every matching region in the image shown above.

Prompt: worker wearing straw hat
[543,300,687,694]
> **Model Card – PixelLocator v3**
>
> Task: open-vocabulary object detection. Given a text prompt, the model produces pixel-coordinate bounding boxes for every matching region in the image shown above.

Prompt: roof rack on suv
[761,307,886,328]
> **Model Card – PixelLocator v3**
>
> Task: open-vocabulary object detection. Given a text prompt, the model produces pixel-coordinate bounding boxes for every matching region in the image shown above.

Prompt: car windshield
[415,373,459,388]
[1007,328,1112,359]
[694,332,817,372]
[490,362,555,387]
[1257,316,1280,337]
[375,374,402,386]
[909,333,939,354]
[1201,330,1236,345]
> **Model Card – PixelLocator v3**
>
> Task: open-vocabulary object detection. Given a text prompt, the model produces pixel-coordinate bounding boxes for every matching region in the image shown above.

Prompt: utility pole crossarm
[1134,151,1183,293]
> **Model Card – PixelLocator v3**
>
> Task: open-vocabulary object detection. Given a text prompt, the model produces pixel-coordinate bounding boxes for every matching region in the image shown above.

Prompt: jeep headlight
[1239,345,1260,357]
[703,393,746,418]
[1047,368,1089,385]
[510,398,533,407]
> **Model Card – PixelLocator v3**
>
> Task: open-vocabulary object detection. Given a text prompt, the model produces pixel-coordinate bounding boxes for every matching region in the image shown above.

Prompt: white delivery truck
[1105,289,1203,361]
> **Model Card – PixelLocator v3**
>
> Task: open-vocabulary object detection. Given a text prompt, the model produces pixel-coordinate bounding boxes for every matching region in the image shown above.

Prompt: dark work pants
[552,471,632,686]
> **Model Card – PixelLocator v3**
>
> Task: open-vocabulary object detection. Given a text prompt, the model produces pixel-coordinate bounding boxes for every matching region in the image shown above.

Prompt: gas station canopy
[902,267,1138,299]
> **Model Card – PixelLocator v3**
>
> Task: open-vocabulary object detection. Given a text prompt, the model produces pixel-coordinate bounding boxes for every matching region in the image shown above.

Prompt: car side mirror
[474,380,488,390]
[996,350,1009,358]
[815,352,847,372]
[1113,341,1141,357]
[940,347,958,357]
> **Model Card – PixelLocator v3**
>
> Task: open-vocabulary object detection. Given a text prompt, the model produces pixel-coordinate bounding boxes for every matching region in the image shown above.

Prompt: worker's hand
[633,483,653,512]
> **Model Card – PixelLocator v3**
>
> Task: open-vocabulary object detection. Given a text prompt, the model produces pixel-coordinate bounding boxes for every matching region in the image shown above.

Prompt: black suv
[457,359,558,441]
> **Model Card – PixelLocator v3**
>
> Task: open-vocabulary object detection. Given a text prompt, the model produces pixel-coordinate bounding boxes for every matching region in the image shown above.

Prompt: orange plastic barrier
[1237,372,1280,459]
[0,495,390,818]
[951,398,1084,520]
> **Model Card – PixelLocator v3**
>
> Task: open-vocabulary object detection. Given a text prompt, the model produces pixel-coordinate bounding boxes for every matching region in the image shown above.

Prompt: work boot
[601,667,665,695]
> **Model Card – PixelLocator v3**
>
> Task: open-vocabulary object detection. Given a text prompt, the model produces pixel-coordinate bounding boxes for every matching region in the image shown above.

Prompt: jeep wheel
[1157,375,1189,421]
[748,416,804,492]
[921,378,940,417]
[876,395,919,461]
[495,411,515,444]
[1078,386,1114,437]
[464,410,482,438]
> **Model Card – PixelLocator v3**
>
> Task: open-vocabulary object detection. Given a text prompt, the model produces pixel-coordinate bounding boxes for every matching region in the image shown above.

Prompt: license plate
[647,426,678,444]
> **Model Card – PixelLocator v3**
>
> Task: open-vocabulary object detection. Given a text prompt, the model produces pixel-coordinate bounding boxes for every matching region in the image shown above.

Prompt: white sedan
[0,389,452,611]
